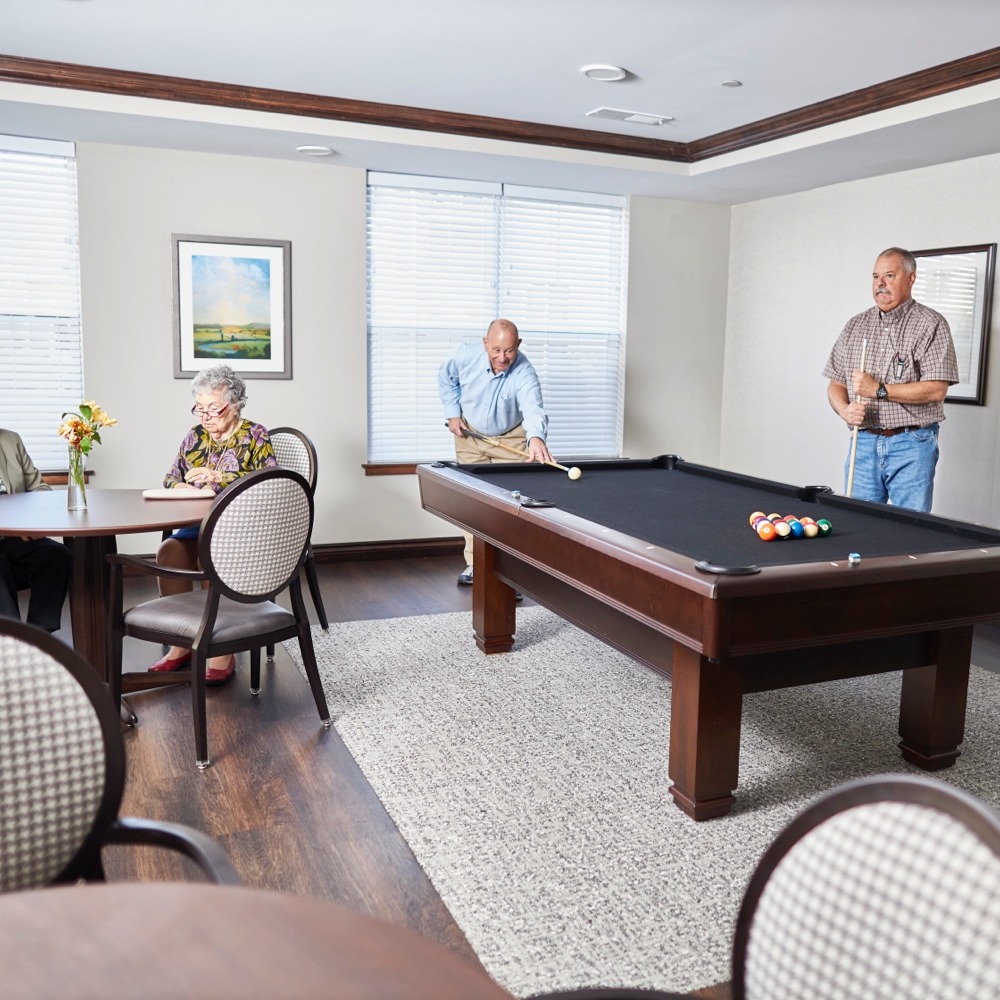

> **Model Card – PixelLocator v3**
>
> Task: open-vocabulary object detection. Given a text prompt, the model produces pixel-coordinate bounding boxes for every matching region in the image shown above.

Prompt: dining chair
[732,774,1000,1000]
[267,426,329,634]
[0,618,240,891]
[107,467,332,769]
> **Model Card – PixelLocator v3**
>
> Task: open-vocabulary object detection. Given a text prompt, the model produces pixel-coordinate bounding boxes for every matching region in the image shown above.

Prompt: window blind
[367,173,627,463]
[0,136,84,470]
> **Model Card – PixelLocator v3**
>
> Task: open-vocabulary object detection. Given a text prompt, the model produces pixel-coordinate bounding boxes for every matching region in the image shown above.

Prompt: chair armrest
[106,553,207,584]
[107,817,242,885]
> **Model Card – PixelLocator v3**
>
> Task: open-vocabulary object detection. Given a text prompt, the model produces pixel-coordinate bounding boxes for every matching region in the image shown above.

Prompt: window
[367,173,628,464]
[0,135,84,469]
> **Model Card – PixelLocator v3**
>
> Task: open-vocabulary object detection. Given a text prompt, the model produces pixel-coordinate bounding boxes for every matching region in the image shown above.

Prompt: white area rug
[286,607,1000,997]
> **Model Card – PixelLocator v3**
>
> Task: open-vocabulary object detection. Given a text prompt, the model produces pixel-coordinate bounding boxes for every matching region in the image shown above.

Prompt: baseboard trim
[122,535,464,574]
[312,537,464,562]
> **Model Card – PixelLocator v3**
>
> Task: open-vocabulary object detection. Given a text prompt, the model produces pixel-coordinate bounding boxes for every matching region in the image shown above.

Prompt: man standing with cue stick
[438,318,555,585]
[823,247,958,511]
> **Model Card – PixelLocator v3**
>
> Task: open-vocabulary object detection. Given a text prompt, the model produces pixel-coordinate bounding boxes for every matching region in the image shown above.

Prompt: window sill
[363,463,419,476]
[41,471,93,487]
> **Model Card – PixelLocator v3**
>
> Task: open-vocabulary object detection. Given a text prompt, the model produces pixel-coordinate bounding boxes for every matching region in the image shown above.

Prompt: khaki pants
[454,423,528,567]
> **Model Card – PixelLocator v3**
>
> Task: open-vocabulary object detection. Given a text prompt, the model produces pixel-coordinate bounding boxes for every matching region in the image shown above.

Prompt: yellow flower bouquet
[58,401,117,510]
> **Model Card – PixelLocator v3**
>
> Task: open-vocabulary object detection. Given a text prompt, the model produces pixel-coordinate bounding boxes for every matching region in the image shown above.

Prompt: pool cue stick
[845,337,868,497]
[462,428,576,475]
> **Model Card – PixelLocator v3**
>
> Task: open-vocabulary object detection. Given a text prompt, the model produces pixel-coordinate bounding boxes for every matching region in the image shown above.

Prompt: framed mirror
[912,243,996,405]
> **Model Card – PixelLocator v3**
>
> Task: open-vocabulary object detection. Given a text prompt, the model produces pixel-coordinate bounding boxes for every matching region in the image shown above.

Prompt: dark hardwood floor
[90,553,736,998]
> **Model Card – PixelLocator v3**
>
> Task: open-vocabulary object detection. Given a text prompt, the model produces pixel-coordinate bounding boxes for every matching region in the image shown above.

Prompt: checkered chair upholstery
[732,775,1000,1000]
[267,427,328,632]
[0,619,240,890]
[108,467,331,770]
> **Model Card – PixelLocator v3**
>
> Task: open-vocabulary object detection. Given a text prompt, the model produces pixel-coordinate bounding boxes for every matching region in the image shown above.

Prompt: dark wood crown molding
[2,46,1000,165]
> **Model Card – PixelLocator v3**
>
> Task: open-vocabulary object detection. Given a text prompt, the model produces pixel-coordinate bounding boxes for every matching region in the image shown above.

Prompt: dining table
[0,487,212,681]
[0,882,514,999]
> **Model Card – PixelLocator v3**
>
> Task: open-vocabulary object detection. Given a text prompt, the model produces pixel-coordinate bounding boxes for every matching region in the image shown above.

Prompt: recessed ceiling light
[721,79,743,88]
[581,64,628,82]
[295,144,334,156]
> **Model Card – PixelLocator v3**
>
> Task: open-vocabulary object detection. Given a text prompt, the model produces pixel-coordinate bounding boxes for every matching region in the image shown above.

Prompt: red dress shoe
[148,650,193,673]
[205,655,236,687]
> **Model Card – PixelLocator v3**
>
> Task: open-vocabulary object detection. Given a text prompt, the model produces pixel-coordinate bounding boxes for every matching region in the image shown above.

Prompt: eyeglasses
[191,402,230,421]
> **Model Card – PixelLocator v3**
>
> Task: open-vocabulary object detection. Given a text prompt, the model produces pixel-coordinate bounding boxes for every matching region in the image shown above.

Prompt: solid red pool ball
[757,521,777,541]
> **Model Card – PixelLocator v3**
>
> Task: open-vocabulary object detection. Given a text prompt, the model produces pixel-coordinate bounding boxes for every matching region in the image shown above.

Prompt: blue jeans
[844,423,939,512]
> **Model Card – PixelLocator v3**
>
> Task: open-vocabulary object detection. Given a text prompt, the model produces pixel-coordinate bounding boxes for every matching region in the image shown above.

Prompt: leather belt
[861,425,920,437]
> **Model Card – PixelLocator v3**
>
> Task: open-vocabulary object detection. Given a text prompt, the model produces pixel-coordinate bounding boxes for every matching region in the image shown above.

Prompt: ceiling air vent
[586,107,674,126]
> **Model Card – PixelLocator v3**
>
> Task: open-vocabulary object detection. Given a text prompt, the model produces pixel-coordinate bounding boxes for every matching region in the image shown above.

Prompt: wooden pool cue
[846,337,868,497]
[461,428,582,479]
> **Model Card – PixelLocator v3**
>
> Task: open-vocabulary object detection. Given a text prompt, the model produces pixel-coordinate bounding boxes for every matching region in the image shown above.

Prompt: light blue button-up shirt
[438,342,549,442]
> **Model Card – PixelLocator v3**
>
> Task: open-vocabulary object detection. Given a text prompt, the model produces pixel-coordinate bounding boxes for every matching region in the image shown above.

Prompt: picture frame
[172,234,292,379]
[912,243,996,405]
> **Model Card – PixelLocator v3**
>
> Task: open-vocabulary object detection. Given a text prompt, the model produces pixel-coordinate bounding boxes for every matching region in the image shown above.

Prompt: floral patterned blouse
[163,419,276,494]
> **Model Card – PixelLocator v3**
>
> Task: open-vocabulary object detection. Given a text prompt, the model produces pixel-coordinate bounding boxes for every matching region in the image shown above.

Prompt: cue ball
[773,521,791,539]
[803,522,819,538]
[568,467,582,480]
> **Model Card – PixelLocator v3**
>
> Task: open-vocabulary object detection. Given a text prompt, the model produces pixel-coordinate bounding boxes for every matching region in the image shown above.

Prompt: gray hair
[877,247,917,275]
[191,364,248,412]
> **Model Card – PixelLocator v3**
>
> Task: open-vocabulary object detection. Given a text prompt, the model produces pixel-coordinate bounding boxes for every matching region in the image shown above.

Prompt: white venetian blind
[367,173,627,463]
[0,135,84,470]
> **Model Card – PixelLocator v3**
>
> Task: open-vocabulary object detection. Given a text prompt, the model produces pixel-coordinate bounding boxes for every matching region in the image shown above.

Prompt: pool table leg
[898,625,972,770]
[472,537,516,654]
[668,645,743,820]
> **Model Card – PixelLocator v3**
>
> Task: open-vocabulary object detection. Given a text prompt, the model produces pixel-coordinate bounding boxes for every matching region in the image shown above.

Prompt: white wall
[75,142,731,549]
[625,197,731,465]
[722,152,1000,526]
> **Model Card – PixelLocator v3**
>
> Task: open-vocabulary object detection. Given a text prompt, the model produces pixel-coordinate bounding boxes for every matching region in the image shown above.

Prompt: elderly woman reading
[149,363,276,684]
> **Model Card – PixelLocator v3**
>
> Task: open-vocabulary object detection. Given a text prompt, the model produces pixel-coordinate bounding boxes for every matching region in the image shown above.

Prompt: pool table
[417,456,1000,820]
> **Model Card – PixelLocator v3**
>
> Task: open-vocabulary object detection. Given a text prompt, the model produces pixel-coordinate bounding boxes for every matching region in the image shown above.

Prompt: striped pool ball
[749,510,766,527]
[767,512,783,522]
[756,520,777,541]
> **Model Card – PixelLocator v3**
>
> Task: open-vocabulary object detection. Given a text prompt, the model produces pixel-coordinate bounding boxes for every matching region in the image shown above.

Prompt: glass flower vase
[67,446,87,511]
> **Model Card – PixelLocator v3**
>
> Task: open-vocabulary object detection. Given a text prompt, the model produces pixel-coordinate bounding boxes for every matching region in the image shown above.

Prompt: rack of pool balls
[749,511,832,542]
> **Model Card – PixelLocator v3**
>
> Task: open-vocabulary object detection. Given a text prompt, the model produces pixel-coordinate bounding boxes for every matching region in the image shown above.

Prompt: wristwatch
[876,382,888,400]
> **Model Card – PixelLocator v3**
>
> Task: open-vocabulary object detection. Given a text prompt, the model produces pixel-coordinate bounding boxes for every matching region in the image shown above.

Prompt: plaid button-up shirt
[823,297,958,430]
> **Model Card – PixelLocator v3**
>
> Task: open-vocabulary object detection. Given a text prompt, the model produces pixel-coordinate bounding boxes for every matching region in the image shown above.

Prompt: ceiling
[4,0,1000,203]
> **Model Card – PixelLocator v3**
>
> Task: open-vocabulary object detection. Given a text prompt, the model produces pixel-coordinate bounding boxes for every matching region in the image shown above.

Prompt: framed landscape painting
[172,235,292,379]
